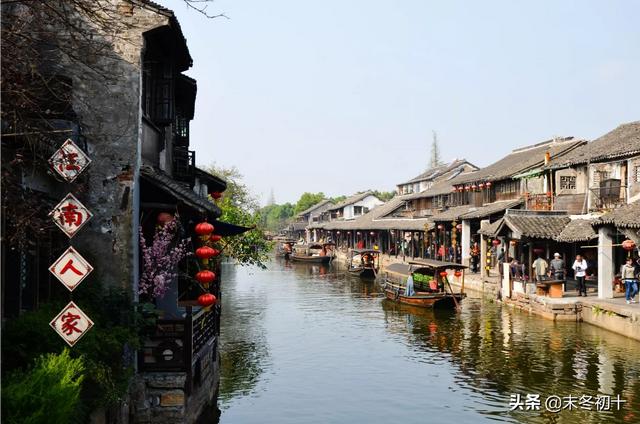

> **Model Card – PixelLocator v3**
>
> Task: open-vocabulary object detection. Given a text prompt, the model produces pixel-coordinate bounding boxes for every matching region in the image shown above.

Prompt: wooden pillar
[461,219,471,267]
[480,219,490,278]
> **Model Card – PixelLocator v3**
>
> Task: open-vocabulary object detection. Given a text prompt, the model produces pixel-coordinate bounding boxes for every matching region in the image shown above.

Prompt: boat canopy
[407,259,467,270]
[307,242,336,249]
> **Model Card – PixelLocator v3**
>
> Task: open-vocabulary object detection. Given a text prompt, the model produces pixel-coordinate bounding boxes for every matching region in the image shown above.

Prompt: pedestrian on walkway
[549,253,566,281]
[532,256,549,282]
[572,254,588,297]
[621,257,638,304]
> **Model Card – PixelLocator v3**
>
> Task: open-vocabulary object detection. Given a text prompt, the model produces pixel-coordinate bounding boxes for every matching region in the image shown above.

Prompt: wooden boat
[290,242,335,263]
[382,259,467,309]
[274,237,296,260]
[348,249,380,279]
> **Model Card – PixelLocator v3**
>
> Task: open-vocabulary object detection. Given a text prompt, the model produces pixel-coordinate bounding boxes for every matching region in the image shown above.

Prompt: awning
[140,165,221,217]
[212,220,253,236]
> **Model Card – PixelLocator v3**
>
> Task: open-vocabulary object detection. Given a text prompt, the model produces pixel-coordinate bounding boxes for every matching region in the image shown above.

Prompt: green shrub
[2,349,84,424]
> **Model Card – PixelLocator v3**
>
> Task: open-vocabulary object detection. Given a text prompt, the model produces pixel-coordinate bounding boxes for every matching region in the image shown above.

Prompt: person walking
[549,253,566,281]
[532,256,549,282]
[572,254,588,297]
[621,257,638,304]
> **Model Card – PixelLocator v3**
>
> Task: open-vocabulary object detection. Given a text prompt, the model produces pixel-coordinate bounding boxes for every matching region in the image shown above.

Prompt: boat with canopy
[382,259,467,309]
[348,249,380,279]
[291,242,336,263]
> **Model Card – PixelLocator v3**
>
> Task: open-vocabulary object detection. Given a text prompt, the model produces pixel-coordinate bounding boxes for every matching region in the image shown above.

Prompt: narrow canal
[215,258,640,424]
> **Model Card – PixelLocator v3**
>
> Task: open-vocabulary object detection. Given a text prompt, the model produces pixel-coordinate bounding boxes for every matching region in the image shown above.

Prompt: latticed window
[559,176,576,190]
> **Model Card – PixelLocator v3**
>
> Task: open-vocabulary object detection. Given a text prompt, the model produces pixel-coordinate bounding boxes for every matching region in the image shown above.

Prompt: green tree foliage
[260,202,295,232]
[205,165,271,268]
[2,349,84,424]
[294,192,326,214]
[372,190,396,202]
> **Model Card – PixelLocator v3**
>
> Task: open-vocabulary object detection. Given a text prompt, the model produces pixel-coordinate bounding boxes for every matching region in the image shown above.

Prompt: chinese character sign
[49,193,93,238]
[49,247,93,291]
[48,139,91,182]
[50,301,94,346]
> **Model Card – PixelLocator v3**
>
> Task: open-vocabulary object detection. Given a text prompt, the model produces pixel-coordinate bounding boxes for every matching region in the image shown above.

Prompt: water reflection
[215,258,640,424]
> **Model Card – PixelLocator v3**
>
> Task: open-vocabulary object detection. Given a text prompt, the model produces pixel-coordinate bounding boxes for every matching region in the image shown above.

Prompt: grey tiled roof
[460,199,523,220]
[328,191,378,210]
[555,218,598,242]
[141,166,220,217]
[296,199,333,217]
[455,137,585,184]
[430,205,476,222]
[548,121,640,169]
[478,218,504,236]
[593,201,640,229]
[501,214,571,240]
[399,159,476,185]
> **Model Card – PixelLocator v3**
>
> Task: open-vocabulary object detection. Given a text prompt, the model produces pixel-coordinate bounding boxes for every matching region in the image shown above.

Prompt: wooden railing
[138,306,219,393]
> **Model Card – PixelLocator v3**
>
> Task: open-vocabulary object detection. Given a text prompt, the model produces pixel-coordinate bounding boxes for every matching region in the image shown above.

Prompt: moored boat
[291,242,335,263]
[274,237,297,260]
[383,259,467,309]
[348,249,380,279]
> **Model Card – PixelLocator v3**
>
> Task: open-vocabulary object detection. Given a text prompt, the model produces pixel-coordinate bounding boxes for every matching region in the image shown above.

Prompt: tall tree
[294,192,326,214]
[430,130,442,169]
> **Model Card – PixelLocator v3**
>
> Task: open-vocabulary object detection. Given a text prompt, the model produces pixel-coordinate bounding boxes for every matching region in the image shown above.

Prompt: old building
[1,1,239,422]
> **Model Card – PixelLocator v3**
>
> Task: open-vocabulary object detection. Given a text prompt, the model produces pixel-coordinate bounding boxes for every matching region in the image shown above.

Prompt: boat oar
[444,276,461,310]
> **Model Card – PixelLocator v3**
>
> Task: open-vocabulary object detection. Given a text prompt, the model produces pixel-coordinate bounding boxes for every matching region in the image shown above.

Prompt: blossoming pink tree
[139,218,191,299]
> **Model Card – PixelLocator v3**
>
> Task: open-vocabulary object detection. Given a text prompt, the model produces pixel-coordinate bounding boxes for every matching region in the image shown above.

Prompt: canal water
[215,258,640,424]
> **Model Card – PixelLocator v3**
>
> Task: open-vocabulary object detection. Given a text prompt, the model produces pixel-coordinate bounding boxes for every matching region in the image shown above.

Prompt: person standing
[572,254,588,297]
[532,256,549,282]
[621,257,638,304]
[549,253,566,281]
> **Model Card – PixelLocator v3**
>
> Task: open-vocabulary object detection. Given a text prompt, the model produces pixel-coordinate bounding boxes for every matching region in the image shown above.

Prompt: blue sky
[163,0,639,204]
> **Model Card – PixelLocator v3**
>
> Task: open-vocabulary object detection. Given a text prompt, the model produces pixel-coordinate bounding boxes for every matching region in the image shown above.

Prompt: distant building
[396,159,478,195]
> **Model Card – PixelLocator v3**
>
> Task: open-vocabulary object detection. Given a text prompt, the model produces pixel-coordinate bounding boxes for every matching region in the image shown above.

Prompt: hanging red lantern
[210,234,222,242]
[456,224,462,230]
[492,239,501,246]
[454,271,462,278]
[195,270,216,285]
[156,212,175,226]
[465,185,471,191]
[195,246,219,265]
[510,240,517,246]
[211,192,223,200]
[486,181,492,188]
[197,293,217,307]
[622,239,636,251]
[439,271,448,277]
[195,221,214,238]
[471,184,477,190]
[479,183,485,189]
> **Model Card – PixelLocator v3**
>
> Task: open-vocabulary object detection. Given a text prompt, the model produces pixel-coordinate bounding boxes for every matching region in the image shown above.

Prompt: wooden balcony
[173,146,195,183]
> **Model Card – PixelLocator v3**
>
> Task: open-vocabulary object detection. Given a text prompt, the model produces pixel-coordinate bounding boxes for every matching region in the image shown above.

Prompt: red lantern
[622,239,636,251]
[196,246,219,265]
[471,184,477,190]
[210,234,222,242]
[510,240,517,246]
[439,271,448,277]
[437,224,444,230]
[479,183,485,189]
[156,212,174,226]
[197,293,217,307]
[456,224,462,230]
[492,239,501,246]
[454,271,462,278]
[211,192,223,200]
[195,221,214,238]
[465,185,471,191]
[486,181,492,187]
[195,270,216,285]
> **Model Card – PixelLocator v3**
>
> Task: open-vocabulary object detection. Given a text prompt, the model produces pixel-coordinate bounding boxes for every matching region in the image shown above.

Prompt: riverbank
[331,249,640,342]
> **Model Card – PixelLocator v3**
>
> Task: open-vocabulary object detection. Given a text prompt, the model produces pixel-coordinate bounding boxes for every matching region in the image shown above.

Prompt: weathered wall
[59,2,167,292]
